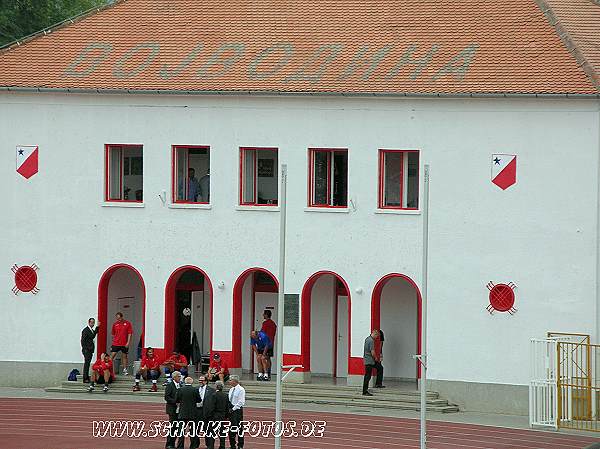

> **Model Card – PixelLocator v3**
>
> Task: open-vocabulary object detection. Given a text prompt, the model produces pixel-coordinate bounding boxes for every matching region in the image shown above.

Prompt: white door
[336,296,348,378]
[191,291,208,354]
[254,292,278,375]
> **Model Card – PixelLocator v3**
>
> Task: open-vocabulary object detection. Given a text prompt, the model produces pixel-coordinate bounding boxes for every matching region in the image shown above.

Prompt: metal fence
[555,334,600,432]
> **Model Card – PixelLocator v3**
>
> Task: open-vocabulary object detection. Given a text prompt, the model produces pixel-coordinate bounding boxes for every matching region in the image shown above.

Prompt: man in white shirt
[227,375,246,449]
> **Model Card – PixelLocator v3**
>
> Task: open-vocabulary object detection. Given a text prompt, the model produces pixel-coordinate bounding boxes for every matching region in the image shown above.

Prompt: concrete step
[46,383,459,413]
[59,381,439,402]
[45,386,458,413]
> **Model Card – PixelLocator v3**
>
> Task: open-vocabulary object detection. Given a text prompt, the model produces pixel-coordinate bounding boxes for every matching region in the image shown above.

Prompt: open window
[239,148,278,206]
[105,144,143,202]
[172,146,210,204]
[308,148,348,207]
[378,150,419,209]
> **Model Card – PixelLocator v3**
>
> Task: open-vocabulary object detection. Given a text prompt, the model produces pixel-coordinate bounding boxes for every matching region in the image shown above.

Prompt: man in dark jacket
[197,375,215,448]
[177,377,201,449]
[80,318,100,383]
[204,380,229,449]
[164,371,182,449]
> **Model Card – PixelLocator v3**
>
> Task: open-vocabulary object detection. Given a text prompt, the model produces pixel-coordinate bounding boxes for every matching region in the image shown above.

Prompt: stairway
[46,376,460,413]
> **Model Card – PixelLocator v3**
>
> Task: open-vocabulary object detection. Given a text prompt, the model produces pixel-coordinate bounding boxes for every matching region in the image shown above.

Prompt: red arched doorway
[164,266,213,361]
[232,267,279,371]
[97,264,146,357]
[301,271,351,377]
[371,273,422,379]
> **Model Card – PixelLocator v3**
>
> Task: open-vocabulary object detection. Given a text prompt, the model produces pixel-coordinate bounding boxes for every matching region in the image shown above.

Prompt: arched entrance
[97,264,146,361]
[232,268,279,373]
[165,266,213,365]
[301,271,351,378]
[371,273,422,380]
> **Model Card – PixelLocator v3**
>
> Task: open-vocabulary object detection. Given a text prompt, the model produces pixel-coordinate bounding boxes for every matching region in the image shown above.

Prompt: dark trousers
[205,418,226,449]
[176,418,199,449]
[363,362,384,393]
[82,349,93,381]
[229,408,244,449]
[166,412,178,448]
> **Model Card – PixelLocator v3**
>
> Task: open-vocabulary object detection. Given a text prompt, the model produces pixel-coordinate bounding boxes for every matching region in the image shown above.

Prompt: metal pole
[275,164,287,449]
[420,164,430,449]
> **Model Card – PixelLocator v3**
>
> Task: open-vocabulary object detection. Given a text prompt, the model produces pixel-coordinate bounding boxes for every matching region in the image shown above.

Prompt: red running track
[0,398,598,449]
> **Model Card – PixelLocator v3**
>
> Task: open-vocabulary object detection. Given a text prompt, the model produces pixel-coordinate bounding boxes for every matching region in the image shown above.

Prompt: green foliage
[0,0,109,47]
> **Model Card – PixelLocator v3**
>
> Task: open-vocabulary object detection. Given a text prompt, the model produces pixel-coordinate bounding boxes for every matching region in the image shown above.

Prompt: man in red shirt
[260,309,277,378]
[207,352,230,382]
[161,351,188,385]
[88,353,115,393]
[110,312,133,375]
[133,347,161,392]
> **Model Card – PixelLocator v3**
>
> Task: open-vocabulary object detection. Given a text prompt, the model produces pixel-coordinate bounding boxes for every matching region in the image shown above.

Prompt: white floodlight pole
[420,164,430,449]
[275,164,287,449]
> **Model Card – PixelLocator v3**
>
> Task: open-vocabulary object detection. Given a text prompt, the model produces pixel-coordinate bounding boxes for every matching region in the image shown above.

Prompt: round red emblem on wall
[12,263,40,295]
[486,281,517,315]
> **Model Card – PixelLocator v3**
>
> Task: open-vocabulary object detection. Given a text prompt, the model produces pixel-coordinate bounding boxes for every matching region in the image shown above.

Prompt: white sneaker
[88,385,94,392]
[122,369,129,376]
[103,385,109,392]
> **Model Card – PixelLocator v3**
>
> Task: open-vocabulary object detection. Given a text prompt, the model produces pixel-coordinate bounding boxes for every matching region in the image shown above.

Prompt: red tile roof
[537,0,600,89]
[0,0,598,95]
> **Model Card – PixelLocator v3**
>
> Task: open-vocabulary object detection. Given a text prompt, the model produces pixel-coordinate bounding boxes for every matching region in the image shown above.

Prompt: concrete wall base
[283,370,311,383]
[347,374,363,387]
[428,379,528,415]
[0,361,80,387]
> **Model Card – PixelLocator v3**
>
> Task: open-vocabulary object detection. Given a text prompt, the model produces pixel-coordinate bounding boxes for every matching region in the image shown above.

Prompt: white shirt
[199,385,206,401]
[228,384,246,411]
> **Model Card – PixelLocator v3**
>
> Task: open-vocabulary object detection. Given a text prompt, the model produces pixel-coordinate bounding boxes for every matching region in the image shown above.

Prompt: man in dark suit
[204,380,229,449]
[197,375,215,448]
[164,371,182,449]
[80,318,100,383]
[177,377,201,449]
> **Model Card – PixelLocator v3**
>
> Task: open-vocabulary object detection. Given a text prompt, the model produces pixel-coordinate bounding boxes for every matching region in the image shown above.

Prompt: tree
[0,0,109,47]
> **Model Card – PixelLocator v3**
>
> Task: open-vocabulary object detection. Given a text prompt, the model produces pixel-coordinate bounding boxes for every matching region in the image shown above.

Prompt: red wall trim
[164,266,214,354]
[232,267,279,368]
[371,273,422,379]
[300,271,351,374]
[97,263,146,355]
[283,353,304,371]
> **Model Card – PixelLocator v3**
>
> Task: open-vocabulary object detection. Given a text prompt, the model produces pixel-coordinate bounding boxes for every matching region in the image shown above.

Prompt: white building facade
[1,0,600,414]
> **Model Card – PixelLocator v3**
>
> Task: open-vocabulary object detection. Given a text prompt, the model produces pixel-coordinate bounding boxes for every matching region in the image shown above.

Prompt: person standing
[164,371,182,449]
[373,329,385,388]
[250,330,272,381]
[110,312,133,375]
[177,377,201,449]
[81,318,100,383]
[204,380,228,449]
[260,309,277,378]
[228,376,245,449]
[362,329,383,396]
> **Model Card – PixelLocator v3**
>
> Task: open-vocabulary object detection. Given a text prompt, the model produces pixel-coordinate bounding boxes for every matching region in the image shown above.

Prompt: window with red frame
[240,148,278,206]
[105,144,143,202]
[172,146,210,204]
[378,150,419,209]
[308,149,348,207]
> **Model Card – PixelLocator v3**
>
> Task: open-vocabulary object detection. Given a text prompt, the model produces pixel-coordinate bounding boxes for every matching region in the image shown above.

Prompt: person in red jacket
[260,309,277,378]
[133,347,161,392]
[207,352,230,382]
[110,312,133,375]
[88,353,115,393]
[161,351,188,385]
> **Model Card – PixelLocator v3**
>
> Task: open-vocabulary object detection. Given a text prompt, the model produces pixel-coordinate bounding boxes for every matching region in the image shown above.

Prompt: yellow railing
[555,334,600,432]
